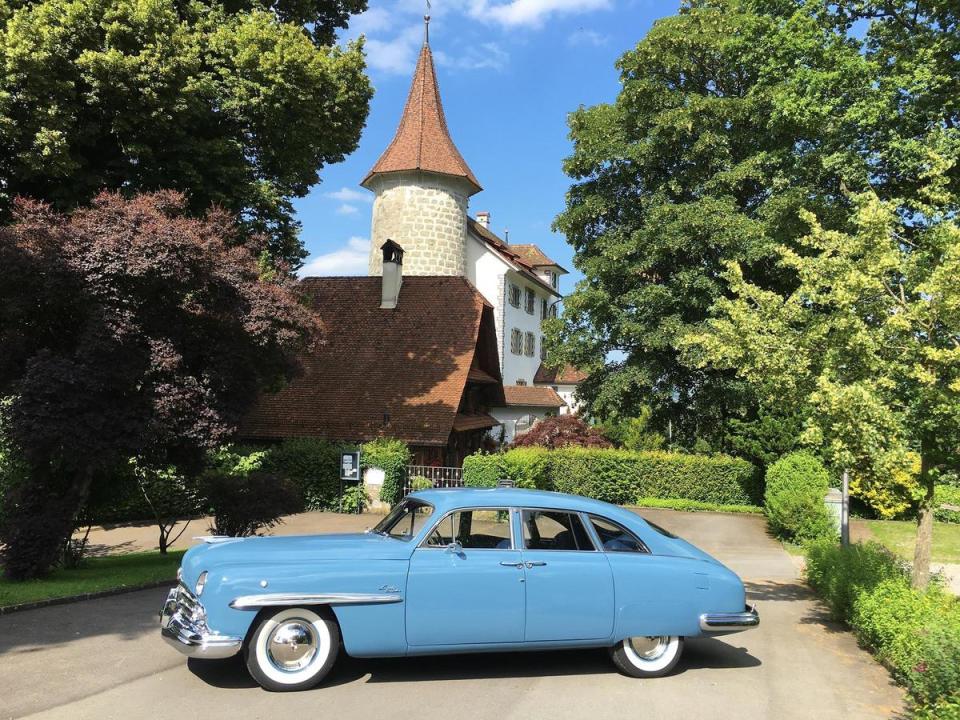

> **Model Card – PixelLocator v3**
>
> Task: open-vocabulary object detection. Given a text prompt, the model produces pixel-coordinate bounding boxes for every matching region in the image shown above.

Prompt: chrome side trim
[699,604,760,634]
[229,592,403,610]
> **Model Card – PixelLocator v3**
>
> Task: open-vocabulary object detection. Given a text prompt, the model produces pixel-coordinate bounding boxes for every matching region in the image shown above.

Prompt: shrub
[361,438,411,505]
[805,539,960,715]
[409,476,434,492]
[340,483,369,514]
[510,415,612,449]
[198,470,303,537]
[764,451,834,542]
[263,438,352,511]
[463,447,759,505]
[935,485,960,524]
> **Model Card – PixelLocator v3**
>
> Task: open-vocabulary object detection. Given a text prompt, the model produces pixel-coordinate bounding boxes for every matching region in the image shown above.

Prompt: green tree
[548,0,959,449]
[0,0,371,267]
[683,190,960,588]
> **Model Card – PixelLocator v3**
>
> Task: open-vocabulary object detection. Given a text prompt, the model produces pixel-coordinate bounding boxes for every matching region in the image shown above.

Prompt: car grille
[173,584,207,626]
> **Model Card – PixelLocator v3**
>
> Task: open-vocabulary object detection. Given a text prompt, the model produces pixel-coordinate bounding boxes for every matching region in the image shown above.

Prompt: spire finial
[423,13,430,44]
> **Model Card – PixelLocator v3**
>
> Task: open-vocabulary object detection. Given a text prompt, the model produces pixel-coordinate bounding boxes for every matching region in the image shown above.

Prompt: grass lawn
[862,519,960,565]
[0,549,183,609]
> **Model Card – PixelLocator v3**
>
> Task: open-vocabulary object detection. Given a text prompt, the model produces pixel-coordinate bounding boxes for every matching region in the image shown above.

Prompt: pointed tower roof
[362,17,482,195]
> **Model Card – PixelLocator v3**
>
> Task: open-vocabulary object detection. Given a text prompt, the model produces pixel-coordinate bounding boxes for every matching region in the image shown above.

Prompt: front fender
[194,559,410,656]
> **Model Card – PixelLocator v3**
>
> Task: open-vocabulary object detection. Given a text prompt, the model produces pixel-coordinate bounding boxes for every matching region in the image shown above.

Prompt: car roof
[407,487,624,516]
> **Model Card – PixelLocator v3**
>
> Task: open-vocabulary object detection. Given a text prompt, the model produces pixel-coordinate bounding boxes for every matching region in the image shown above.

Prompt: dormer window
[509,283,521,308]
[524,288,535,314]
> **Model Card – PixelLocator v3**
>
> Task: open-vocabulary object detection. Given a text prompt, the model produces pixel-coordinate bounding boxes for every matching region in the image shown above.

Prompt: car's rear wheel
[609,635,683,678]
[245,607,339,691]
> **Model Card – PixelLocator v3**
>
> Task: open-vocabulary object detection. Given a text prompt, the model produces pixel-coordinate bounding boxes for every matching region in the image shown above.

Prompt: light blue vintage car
[160,488,759,691]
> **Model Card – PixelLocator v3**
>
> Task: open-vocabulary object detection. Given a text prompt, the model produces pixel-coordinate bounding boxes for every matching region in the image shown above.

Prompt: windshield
[371,499,435,541]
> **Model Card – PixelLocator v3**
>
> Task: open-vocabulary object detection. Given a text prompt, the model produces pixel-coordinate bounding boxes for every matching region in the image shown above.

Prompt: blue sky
[296,0,679,286]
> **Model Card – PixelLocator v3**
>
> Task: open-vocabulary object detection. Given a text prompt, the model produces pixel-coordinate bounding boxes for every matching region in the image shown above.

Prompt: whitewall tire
[245,607,340,692]
[610,635,683,678]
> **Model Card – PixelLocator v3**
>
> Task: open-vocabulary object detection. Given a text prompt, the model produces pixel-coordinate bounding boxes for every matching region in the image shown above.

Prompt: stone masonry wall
[367,171,469,276]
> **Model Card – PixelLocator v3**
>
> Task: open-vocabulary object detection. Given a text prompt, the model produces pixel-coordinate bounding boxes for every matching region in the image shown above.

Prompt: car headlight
[195,571,208,597]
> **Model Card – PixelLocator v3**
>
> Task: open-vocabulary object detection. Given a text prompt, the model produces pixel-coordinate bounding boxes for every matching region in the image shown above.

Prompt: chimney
[476,211,490,229]
[380,239,404,309]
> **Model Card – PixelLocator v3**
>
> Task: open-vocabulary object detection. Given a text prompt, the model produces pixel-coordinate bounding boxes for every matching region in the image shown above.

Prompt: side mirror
[446,540,463,554]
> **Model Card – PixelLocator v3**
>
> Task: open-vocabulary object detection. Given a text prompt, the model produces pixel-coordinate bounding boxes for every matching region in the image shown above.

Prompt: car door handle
[525,561,547,568]
[499,561,524,568]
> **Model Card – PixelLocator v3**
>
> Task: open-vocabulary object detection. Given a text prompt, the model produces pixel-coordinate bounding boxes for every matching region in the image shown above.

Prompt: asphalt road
[0,510,904,720]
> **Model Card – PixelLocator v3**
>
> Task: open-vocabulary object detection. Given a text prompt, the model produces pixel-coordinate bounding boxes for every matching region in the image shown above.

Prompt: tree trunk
[911,453,934,590]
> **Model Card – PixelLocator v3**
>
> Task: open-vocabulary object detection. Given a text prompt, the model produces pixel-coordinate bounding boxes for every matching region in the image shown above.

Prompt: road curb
[0,577,175,616]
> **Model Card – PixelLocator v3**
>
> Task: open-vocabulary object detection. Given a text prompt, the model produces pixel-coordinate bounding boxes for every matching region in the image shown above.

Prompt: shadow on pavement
[188,638,761,690]
[744,579,811,602]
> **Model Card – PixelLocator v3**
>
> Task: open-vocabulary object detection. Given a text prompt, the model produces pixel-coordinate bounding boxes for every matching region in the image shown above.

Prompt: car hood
[181,532,412,581]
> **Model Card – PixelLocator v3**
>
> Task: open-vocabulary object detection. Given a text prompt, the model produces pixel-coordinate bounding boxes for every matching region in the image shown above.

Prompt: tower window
[540,336,547,361]
[541,298,548,320]
[524,332,535,357]
[509,284,521,308]
[551,272,558,289]
[510,328,523,355]
[525,288,535,314]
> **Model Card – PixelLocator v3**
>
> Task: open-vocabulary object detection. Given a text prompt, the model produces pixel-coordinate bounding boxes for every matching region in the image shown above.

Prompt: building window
[551,272,558,289]
[524,288,535,314]
[540,336,547,361]
[509,283,521,308]
[510,328,523,355]
[524,332,535,357]
[549,304,558,319]
[515,414,534,434]
[515,379,527,386]
[541,298,548,320]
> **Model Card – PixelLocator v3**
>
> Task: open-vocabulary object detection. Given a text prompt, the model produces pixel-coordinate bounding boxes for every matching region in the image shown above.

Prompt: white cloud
[336,203,359,215]
[364,24,424,75]
[351,7,394,35]
[468,0,611,28]
[567,28,609,46]
[300,237,371,277]
[326,187,372,203]
[434,42,509,71]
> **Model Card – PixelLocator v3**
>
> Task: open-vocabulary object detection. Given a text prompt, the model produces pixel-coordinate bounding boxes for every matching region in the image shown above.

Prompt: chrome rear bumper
[160,586,242,660]
[699,604,760,634]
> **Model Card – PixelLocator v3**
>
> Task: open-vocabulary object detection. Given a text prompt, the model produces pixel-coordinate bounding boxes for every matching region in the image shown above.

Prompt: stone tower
[361,18,482,277]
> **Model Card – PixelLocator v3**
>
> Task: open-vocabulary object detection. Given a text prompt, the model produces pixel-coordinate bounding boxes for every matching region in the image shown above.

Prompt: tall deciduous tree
[548,0,958,448]
[0,0,371,267]
[0,192,320,578]
[683,191,960,588]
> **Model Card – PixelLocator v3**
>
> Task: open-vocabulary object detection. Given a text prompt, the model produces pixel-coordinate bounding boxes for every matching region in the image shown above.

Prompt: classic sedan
[160,488,759,691]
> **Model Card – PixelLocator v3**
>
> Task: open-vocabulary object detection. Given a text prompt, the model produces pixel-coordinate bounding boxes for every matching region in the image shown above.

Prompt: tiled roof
[509,244,567,273]
[502,385,566,408]
[534,363,588,385]
[452,413,500,431]
[361,40,481,194]
[467,218,560,298]
[241,276,503,446]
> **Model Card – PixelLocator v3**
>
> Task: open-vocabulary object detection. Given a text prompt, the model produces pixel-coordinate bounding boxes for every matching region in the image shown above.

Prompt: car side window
[522,510,595,551]
[589,516,650,553]
[426,509,512,550]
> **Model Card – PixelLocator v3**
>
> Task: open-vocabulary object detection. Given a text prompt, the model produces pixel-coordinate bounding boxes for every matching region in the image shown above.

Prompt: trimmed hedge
[805,539,960,716]
[764,451,834,543]
[633,497,763,514]
[463,448,760,505]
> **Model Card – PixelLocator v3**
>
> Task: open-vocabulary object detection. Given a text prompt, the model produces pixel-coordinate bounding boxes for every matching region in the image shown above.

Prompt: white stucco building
[360,19,583,445]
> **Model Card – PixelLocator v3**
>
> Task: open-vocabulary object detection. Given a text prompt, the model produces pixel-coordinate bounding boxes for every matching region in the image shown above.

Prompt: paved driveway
[0,510,904,720]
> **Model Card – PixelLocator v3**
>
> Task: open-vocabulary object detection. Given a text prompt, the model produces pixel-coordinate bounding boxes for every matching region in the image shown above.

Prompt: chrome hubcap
[628,636,669,661]
[267,620,318,673]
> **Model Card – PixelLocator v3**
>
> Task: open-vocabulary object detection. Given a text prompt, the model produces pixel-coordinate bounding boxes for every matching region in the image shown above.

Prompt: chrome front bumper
[159,585,242,660]
[699,604,760,635]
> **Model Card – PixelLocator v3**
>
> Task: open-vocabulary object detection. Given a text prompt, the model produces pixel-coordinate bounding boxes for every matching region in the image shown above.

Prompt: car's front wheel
[609,635,683,678]
[245,607,340,691]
